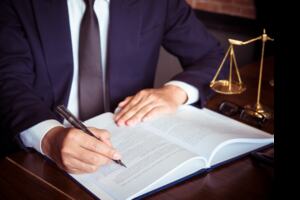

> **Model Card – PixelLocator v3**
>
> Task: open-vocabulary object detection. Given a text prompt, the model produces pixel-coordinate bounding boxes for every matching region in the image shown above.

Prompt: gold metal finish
[210,29,274,119]
[244,29,274,119]
[244,103,273,120]
[210,39,246,94]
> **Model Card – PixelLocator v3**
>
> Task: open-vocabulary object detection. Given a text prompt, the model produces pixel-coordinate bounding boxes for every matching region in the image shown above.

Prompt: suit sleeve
[162,0,226,107]
[0,0,56,139]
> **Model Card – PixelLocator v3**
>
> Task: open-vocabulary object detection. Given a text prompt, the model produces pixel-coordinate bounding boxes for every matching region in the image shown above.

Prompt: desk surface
[0,58,274,200]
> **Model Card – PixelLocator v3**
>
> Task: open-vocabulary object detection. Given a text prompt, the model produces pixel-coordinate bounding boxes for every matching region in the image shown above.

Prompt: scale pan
[210,80,246,95]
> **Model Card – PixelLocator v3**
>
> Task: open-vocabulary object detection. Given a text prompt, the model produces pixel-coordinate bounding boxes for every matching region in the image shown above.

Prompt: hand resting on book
[114,85,188,127]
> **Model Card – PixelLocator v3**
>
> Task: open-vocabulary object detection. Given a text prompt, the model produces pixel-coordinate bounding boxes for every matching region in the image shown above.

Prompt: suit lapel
[32,0,73,105]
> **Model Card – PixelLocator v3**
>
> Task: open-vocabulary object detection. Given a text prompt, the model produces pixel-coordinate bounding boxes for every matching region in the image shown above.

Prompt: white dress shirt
[20,0,199,155]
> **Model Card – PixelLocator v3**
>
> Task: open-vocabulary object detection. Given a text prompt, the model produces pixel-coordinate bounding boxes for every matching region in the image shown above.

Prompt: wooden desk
[0,58,274,200]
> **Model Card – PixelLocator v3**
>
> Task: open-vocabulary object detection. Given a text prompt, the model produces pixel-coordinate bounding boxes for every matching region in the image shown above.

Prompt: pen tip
[116,160,127,168]
[120,161,127,168]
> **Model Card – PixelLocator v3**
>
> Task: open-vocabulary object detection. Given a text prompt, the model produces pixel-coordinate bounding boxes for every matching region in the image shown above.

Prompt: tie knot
[84,0,95,6]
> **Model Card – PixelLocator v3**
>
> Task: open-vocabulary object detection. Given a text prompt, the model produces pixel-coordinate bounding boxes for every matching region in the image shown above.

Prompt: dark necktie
[78,0,104,121]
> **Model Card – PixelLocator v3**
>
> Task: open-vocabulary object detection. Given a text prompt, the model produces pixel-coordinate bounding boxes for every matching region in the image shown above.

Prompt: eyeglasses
[218,101,267,128]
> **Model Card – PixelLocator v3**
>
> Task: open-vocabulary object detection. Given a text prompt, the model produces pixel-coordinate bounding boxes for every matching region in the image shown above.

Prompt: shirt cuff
[165,81,199,105]
[19,120,64,155]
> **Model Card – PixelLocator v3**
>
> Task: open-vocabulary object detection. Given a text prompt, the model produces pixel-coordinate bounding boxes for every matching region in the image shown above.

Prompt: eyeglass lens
[218,101,240,116]
[218,101,267,127]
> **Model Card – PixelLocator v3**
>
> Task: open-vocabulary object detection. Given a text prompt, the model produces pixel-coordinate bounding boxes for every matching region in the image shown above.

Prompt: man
[0,0,224,173]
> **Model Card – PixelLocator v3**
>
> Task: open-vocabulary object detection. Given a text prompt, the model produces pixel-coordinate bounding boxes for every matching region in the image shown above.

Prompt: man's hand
[41,127,121,174]
[114,85,187,126]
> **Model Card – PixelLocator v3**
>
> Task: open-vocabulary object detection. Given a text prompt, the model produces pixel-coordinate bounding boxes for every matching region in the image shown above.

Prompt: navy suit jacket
[0,0,224,142]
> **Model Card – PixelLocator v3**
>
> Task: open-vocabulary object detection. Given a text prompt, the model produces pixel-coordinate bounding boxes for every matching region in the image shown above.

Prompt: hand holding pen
[56,105,126,168]
[41,105,126,173]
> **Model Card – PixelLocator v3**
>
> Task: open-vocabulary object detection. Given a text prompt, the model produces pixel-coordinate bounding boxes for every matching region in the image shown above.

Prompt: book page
[71,113,202,200]
[71,106,273,199]
[142,106,273,167]
[207,138,273,166]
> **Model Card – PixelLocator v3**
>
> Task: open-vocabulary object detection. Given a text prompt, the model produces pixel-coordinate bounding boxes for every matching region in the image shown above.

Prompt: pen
[56,105,127,168]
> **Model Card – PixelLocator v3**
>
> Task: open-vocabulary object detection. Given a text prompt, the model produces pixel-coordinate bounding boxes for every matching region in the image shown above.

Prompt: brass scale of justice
[210,29,274,120]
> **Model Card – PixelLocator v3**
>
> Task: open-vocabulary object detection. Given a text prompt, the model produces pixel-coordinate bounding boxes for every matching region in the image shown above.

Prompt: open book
[71,105,274,200]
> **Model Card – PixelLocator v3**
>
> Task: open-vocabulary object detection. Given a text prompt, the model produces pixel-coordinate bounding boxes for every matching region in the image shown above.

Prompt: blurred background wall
[155,0,274,87]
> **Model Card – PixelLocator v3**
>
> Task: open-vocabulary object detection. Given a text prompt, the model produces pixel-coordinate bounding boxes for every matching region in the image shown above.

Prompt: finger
[59,163,82,174]
[78,133,121,160]
[88,128,112,147]
[116,97,153,126]
[118,96,132,108]
[88,128,110,139]
[59,156,102,174]
[64,167,81,174]
[115,90,155,124]
[142,106,166,122]
[125,102,156,126]
[114,94,144,122]
[75,146,111,166]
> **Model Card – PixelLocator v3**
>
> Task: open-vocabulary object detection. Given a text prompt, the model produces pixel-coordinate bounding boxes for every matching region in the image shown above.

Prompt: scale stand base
[244,103,273,120]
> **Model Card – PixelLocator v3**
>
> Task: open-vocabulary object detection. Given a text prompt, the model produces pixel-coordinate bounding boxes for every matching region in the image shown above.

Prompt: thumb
[88,128,113,147]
